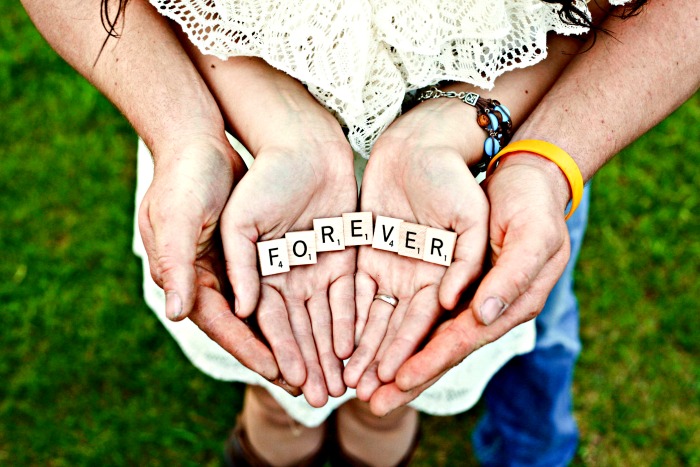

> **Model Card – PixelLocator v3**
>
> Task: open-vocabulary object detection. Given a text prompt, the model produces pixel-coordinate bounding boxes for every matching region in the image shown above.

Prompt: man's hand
[138,137,286,386]
[368,153,572,415]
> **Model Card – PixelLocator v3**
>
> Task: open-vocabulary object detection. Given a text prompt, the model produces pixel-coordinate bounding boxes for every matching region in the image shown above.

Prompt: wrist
[150,129,242,177]
[375,97,486,169]
[414,82,513,170]
[496,152,572,211]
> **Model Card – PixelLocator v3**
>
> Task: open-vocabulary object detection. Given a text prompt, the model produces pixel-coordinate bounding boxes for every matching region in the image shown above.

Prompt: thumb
[220,216,260,319]
[139,195,199,321]
[473,220,567,326]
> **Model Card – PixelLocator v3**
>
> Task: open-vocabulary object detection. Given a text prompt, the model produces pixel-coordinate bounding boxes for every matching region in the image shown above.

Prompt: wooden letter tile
[257,238,290,276]
[372,216,402,252]
[398,222,427,260]
[423,227,457,266]
[313,217,345,252]
[342,212,373,246]
[285,230,317,266]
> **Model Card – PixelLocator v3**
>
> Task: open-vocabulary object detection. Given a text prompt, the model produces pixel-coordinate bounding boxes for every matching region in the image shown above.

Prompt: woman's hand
[217,60,358,407]
[344,97,490,400]
[367,152,572,415]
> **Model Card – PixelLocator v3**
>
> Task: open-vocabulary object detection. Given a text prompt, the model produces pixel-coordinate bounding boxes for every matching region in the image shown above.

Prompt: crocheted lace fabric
[150,0,598,157]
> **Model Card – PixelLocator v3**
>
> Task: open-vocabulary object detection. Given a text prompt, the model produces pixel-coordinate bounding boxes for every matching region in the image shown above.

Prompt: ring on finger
[374,293,399,307]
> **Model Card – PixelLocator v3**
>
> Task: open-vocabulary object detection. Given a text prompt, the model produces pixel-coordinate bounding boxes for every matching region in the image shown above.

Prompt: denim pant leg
[472,185,591,467]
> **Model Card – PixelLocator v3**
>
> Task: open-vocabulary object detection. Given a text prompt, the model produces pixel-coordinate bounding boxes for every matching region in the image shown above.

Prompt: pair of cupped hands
[138,62,573,416]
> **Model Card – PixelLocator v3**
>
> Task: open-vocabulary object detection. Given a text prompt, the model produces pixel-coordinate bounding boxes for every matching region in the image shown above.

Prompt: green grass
[2,3,698,465]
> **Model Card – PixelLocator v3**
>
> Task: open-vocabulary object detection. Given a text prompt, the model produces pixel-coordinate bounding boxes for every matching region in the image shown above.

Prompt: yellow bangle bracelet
[487,140,584,221]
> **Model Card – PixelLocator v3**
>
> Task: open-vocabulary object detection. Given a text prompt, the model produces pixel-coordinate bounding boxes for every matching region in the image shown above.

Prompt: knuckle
[154,254,182,283]
[509,267,535,299]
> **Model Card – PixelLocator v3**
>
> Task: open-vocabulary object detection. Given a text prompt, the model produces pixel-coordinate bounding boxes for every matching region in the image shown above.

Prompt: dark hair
[542,0,648,30]
[98,0,649,47]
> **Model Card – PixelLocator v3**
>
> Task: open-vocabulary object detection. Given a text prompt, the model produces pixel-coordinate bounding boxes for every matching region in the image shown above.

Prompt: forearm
[21,0,226,159]
[512,0,700,182]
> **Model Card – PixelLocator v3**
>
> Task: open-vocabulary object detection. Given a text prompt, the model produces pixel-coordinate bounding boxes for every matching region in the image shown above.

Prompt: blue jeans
[472,185,591,467]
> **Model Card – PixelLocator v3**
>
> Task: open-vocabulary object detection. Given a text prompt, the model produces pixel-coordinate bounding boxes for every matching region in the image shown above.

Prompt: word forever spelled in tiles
[257,213,457,276]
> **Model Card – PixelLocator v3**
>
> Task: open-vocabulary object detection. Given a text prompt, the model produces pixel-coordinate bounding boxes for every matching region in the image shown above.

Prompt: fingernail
[479,296,508,325]
[275,378,302,397]
[234,299,241,317]
[165,291,183,320]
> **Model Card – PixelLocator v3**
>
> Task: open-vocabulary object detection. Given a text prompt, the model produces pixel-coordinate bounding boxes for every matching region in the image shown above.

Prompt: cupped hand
[369,152,573,415]
[343,97,490,401]
[138,136,286,388]
[219,64,358,407]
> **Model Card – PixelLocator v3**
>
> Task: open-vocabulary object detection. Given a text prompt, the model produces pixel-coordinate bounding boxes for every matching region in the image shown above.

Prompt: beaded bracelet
[417,86,513,176]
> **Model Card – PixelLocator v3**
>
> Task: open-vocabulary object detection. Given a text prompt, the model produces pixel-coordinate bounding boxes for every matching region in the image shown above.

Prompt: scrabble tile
[313,217,345,252]
[398,222,427,260]
[423,227,458,266]
[285,230,317,266]
[342,212,374,246]
[257,238,290,276]
[372,215,402,252]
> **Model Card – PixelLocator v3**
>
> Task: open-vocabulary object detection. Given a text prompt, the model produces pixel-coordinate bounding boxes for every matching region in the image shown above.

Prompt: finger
[368,373,444,417]
[395,245,570,393]
[343,297,395,388]
[221,217,261,319]
[355,302,408,400]
[355,361,383,402]
[378,285,441,383]
[353,270,377,345]
[307,293,346,398]
[286,298,329,408]
[394,308,483,392]
[188,285,279,382]
[438,191,489,311]
[257,285,306,388]
[472,220,568,326]
[138,197,197,322]
[329,273,356,360]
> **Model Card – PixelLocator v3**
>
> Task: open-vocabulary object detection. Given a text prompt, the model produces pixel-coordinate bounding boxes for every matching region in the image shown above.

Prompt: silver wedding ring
[374,293,399,307]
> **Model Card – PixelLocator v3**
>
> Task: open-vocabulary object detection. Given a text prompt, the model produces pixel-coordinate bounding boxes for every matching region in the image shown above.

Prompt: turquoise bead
[487,113,500,131]
[495,104,511,122]
[484,136,500,157]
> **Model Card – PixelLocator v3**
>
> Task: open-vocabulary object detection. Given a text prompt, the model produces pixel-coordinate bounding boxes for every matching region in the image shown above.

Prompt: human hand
[343,97,490,400]
[368,152,572,415]
[138,136,286,387]
[219,64,358,407]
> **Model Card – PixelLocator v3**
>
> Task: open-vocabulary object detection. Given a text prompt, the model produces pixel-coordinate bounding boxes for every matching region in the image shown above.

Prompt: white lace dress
[134,0,613,426]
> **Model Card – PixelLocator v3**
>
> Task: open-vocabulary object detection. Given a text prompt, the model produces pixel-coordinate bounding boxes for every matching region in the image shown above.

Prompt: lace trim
[151,0,595,157]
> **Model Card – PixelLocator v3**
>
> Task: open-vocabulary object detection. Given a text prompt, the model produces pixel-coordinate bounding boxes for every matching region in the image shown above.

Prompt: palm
[222,149,358,407]
[346,147,487,398]
[345,103,489,399]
